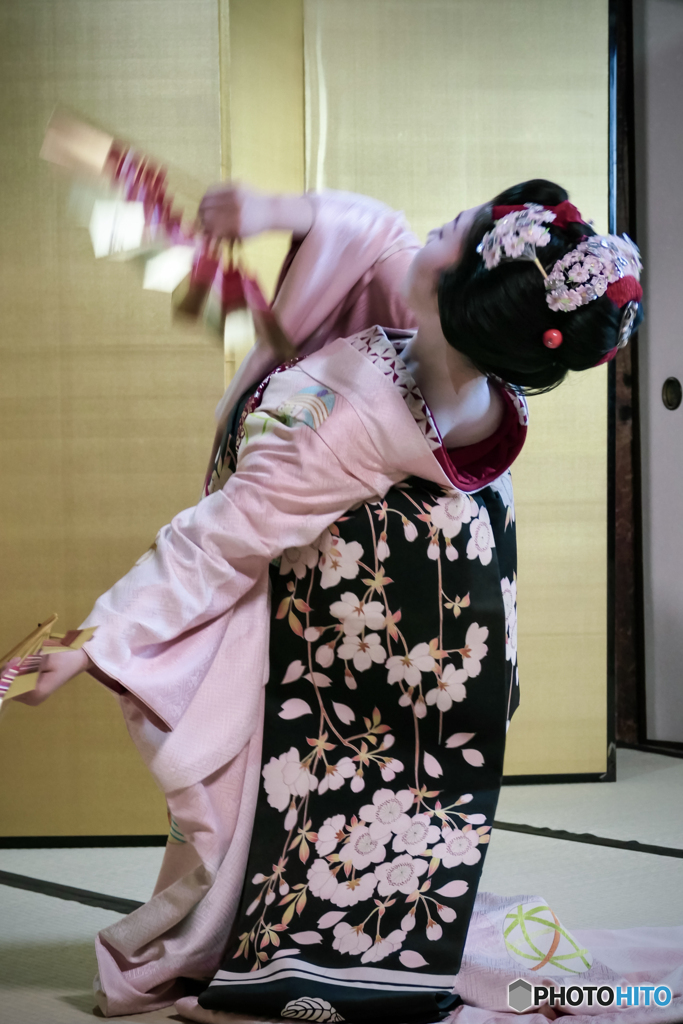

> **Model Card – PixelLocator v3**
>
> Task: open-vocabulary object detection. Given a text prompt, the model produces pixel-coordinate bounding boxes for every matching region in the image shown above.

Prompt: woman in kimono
[15,181,642,1022]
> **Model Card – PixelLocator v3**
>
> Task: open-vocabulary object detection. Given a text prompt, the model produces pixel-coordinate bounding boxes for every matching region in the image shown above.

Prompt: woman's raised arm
[198,183,315,241]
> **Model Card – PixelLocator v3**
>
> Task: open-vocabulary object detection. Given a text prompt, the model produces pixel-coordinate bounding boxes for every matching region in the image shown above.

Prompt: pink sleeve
[273,190,419,345]
[81,369,401,715]
[216,191,420,428]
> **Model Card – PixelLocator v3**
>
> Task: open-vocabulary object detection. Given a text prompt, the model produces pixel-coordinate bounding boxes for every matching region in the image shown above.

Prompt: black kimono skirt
[197,370,520,1024]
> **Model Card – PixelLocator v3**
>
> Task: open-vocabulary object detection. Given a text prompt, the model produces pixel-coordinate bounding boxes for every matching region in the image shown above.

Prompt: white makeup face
[403,202,488,317]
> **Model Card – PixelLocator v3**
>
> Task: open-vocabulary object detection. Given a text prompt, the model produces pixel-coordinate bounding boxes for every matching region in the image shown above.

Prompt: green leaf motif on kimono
[288,610,304,636]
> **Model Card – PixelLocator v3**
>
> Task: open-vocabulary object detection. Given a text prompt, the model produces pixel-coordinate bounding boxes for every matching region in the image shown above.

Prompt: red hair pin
[543,329,563,349]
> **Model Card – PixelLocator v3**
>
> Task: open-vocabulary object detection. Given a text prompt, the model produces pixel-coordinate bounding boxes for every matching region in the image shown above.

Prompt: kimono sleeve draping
[212,189,418,447]
[82,365,414,787]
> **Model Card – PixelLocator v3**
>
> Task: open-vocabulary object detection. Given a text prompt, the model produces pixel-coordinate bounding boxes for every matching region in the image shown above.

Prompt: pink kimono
[79,191,682,1024]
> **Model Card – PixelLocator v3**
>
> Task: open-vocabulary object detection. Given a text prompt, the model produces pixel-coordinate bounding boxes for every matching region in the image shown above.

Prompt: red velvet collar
[433,385,526,492]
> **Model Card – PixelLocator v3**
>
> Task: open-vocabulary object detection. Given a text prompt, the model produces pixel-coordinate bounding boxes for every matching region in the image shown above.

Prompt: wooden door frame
[610,0,683,759]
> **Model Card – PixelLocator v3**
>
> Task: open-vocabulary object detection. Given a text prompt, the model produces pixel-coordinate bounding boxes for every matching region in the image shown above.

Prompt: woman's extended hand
[197,184,314,241]
[11,649,92,706]
[198,183,275,240]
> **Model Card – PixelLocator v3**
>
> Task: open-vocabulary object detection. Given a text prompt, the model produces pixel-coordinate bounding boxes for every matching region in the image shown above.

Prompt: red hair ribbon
[492,200,585,231]
[595,277,643,364]
[605,275,642,308]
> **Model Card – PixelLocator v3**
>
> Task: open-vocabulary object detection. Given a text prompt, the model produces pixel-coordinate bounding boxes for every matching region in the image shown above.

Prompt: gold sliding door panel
[305,0,609,776]
[0,0,224,836]
[220,0,305,383]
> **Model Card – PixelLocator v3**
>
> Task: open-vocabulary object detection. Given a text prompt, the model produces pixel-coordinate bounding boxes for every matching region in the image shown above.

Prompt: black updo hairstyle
[437,179,643,395]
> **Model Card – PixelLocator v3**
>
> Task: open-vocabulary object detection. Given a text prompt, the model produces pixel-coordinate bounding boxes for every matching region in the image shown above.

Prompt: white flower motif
[506,607,518,666]
[350,772,365,793]
[318,757,356,796]
[460,623,489,678]
[263,747,318,812]
[360,929,406,963]
[466,506,496,566]
[337,633,387,672]
[379,758,404,782]
[377,534,390,561]
[279,544,319,579]
[392,813,441,855]
[401,910,416,932]
[426,920,443,941]
[333,921,372,956]
[359,788,413,840]
[331,871,377,907]
[430,492,473,538]
[501,576,518,666]
[433,825,481,867]
[490,471,515,523]
[445,539,458,561]
[501,576,517,626]
[340,822,387,871]
[386,643,435,686]
[315,814,347,857]
[318,534,363,589]
[425,662,468,712]
[427,538,440,560]
[307,859,339,900]
[329,593,385,636]
[315,643,335,668]
[375,854,428,896]
[402,518,418,542]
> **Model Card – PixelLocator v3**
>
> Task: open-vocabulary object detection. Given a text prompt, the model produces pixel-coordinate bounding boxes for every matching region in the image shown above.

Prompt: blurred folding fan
[40,109,294,361]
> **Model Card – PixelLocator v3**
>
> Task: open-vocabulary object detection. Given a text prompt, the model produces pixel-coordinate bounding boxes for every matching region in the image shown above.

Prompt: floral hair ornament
[477,201,643,360]
[545,234,642,313]
[477,203,555,280]
[492,200,585,232]
[545,233,643,361]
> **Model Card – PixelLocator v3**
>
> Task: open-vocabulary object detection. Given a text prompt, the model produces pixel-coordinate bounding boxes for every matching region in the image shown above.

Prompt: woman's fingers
[198,184,244,238]
[11,649,91,706]
[197,183,272,240]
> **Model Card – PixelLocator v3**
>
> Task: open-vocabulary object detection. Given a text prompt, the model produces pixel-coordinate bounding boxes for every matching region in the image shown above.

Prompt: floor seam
[1,820,682,919]
[493,820,683,858]
[0,869,143,914]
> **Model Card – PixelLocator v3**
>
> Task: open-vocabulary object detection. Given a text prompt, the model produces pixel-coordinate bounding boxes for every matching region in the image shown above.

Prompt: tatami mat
[496,747,683,849]
[0,885,175,1024]
[1,749,682,1023]
[479,826,683,929]
[0,845,165,903]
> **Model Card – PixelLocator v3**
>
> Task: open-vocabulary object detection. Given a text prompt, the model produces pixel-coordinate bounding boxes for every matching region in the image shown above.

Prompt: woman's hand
[197,184,314,241]
[198,183,274,240]
[11,649,92,706]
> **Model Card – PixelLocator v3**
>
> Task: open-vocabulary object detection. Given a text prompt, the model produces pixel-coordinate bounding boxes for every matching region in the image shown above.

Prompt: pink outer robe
[85,190,432,1015]
[79,191,683,1023]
